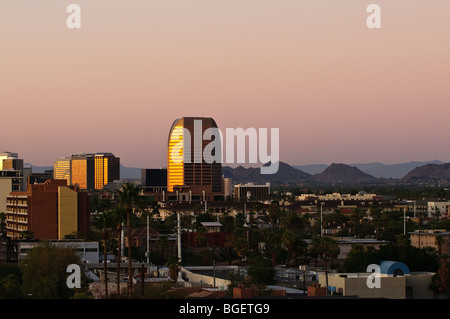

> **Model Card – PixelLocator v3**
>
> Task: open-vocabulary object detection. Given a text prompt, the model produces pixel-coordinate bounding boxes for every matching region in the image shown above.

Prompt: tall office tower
[54,153,120,190]
[167,117,222,201]
[70,154,95,190]
[94,153,120,190]
[53,157,72,184]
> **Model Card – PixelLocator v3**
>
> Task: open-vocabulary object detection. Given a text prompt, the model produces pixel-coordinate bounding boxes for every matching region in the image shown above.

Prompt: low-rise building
[409,229,450,256]
[318,261,434,299]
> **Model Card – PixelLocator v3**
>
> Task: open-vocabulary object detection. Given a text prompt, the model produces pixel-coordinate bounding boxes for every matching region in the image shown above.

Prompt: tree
[0,212,6,240]
[93,210,115,299]
[247,255,276,286]
[435,236,445,262]
[110,206,126,298]
[310,237,340,295]
[430,257,450,297]
[117,182,143,298]
[166,255,180,282]
[20,242,89,299]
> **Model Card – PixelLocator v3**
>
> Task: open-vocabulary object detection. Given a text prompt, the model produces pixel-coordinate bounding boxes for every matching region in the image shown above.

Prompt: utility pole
[177,212,182,264]
[213,259,216,288]
[404,207,406,235]
[320,204,323,237]
[147,214,150,264]
[177,212,182,280]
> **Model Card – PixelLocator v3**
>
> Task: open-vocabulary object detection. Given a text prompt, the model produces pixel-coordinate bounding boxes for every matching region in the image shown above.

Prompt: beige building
[318,261,434,299]
[409,229,450,256]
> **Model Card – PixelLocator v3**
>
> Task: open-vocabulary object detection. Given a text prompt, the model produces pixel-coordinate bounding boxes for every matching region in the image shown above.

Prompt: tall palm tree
[311,237,340,295]
[93,210,115,299]
[110,206,126,298]
[0,212,6,239]
[435,235,445,262]
[117,182,143,299]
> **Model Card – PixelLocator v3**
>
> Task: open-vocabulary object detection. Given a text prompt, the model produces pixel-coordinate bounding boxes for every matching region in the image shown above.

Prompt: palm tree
[93,210,115,299]
[281,229,296,266]
[110,206,126,298]
[0,212,6,239]
[311,237,340,295]
[435,236,445,262]
[117,182,143,299]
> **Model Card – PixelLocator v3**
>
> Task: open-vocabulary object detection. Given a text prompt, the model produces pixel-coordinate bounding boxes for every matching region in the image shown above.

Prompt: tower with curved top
[167,117,222,201]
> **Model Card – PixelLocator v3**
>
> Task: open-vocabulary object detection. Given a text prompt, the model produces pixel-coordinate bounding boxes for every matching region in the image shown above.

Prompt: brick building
[5,179,90,240]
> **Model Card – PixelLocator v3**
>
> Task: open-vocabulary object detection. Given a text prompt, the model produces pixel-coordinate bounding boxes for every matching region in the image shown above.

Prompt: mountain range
[294,160,444,178]
[223,160,450,186]
[26,160,450,186]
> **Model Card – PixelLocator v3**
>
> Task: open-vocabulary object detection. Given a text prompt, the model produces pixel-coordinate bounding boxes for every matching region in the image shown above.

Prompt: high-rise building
[53,157,72,183]
[167,117,222,201]
[53,153,120,190]
[71,154,95,190]
[222,176,232,199]
[0,152,23,172]
[94,153,120,190]
[141,168,167,201]
[5,179,90,240]
[0,152,24,211]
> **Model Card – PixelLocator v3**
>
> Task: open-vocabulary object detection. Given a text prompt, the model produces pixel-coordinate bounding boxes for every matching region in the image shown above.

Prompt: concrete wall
[321,273,406,299]
[181,268,231,289]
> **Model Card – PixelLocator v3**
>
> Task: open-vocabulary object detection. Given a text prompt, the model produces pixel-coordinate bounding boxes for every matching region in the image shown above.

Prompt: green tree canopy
[20,242,89,299]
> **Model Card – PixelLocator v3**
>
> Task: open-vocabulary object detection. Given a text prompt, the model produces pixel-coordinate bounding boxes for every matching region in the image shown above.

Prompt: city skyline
[1,1,450,168]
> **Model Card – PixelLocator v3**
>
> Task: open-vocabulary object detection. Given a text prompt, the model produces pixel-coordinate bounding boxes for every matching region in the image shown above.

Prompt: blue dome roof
[379,261,410,276]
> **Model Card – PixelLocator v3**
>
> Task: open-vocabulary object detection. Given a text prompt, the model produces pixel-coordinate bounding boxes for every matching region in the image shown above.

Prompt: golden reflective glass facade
[168,119,184,192]
[53,158,71,184]
[95,156,111,190]
[71,159,88,189]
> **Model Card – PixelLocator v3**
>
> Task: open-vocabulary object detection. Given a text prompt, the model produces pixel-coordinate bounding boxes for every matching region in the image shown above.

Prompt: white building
[427,201,450,219]
[18,240,99,263]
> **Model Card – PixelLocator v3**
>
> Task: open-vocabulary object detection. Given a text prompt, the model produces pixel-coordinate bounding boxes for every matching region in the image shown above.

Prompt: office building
[5,179,90,240]
[222,176,232,198]
[53,157,71,183]
[167,117,222,201]
[234,183,270,200]
[53,153,120,190]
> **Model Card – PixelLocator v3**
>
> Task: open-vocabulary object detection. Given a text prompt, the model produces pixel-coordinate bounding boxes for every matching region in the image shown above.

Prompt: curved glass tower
[167,117,222,200]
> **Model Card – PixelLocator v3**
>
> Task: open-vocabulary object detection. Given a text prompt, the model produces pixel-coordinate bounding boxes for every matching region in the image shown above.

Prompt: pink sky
[1,1,450,168]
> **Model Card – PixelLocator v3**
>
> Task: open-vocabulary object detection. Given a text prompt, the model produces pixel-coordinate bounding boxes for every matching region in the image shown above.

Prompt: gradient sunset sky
[1,1,449,169]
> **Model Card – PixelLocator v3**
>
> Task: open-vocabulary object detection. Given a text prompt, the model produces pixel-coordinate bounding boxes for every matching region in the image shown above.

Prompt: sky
[1,1,450,169]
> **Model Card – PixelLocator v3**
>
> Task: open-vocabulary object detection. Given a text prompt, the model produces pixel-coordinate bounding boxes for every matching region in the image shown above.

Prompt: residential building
[427,201,450,219]
[409,229,450,255]
[5,179,90,240]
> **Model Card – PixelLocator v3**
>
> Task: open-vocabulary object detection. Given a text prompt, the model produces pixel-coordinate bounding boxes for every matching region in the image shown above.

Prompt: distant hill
[222,161,310,185]
[402,162,450,181]
[306,163,380,184]
[295,160,444,178]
